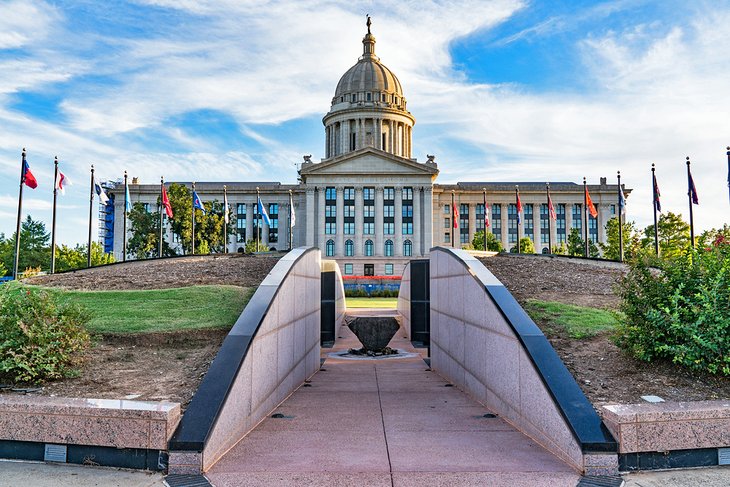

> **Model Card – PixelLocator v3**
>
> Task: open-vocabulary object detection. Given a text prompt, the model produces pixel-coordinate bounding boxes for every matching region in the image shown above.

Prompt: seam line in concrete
[374,364,395,487]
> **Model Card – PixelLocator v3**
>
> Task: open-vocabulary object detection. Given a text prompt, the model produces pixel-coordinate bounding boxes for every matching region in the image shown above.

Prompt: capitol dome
[323,18,415,160]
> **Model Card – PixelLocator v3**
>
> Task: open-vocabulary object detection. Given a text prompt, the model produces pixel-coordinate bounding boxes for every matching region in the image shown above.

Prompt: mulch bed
[479,253,730,407]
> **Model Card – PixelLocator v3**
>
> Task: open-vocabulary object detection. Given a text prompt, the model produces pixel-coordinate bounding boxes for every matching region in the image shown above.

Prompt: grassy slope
[346,297,398,309]
[54,285,254,334]
[523,299,620,339]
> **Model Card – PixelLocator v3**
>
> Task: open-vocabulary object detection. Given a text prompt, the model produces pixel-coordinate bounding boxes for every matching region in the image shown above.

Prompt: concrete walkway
[205,321,580,486]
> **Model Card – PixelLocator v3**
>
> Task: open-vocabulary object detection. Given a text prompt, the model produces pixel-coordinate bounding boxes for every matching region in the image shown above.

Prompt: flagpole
[515,185,521,254]
[652,164,659,257]
[583,177,589,257]
[288,189,294,251]
[616,171,624,262]
[451,190,455,248]
[12,149,27,279]
[546,183,552,255]
[87,165,95,268]
[223,185,228,254]
[192,182,196,255]
[686,156,695,248]
[482,188,487,251]
[159,177,164,258]
[51,156,59,274]
[123,171,128,262]
[256,186,260,252]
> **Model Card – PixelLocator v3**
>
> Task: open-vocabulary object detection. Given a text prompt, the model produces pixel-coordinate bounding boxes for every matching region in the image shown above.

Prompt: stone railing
[429,247,617,475]
[168,247,321,473]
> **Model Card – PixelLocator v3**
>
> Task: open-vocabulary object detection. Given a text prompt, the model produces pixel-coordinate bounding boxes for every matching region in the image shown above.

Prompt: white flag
[94,177,109,205]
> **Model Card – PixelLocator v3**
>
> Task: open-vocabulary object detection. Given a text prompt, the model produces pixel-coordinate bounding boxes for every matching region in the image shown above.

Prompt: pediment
[299,148,439,177]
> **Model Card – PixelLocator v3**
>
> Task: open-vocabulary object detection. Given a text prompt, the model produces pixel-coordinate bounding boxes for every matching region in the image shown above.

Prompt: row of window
[323,187,414,200]
[325,239,413,257]
[343,263,395,276]
[339,92,402,105]
[235,203,279,243]
[325,222,415,235]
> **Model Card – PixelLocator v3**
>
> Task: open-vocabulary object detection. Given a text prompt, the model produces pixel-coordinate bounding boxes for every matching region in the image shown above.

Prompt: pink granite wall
[0,396,179,450]
[201,250,321,471]
[603,400,730,454]
[397,261,412,339]
[429,248,588,473]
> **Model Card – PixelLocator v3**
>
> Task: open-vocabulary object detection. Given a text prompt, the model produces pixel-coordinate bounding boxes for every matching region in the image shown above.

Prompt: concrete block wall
[429,247,617,475]
[397,261,412,339]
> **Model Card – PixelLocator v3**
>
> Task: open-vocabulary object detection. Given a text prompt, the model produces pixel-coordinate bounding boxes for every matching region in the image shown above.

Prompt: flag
[55,171,70,195]
[547,194,557,221]
[688,168,699,205]
[618,190,626,215]
[258,196,271,226]
[585,187,598,218]
[516,192,523,224]
[22,158,38,189]
[290,205,296,227]
[193,190,206,214]
[94,177,109,205]
[125,182,132,212]
[653,173,662,212]
[162,185,173,218]
[484,206,490,228]
[452,202,459,228]
[223,191,229,224]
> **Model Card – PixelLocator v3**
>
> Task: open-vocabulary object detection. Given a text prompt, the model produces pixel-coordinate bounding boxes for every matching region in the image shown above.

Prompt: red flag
[585,187,598,218]
[485,206,490,228]
[452,203,459,228]
[547,194,557,221]
[22,158,37,189]
[162,185,173,218]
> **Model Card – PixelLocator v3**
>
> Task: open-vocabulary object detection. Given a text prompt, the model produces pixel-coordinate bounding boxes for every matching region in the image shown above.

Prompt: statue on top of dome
[366,14,372,34]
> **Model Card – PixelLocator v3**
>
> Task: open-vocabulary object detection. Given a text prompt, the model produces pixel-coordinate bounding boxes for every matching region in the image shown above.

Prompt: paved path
[205,320,580,486]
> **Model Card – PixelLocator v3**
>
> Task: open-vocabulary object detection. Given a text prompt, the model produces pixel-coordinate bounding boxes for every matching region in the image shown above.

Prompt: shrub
[0,284,91,383]
[21,266,42,278]
[615,241,730,376]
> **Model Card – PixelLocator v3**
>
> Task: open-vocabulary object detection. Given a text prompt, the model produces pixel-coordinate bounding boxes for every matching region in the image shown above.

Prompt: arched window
[365,239,374,257]
[403,239,412,257]
[326,239,335,257]
[541,247,549,254]
[345,239,354,257]
[385,239,394,257]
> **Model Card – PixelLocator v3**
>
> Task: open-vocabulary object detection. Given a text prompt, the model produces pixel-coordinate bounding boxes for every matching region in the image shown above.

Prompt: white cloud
[0,1,58,49]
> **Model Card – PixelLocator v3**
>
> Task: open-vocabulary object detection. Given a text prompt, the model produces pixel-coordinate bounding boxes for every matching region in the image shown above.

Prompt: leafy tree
[601,217,641,261]
[55,242,115,271]
[641,212,690,259]
[165,183,234,254]
[0,216,51,274]
[697,225,730,250]
[0,261,6,277]
[552,243,567,255]
[471,230,504,252]
[566,228,584,256]
[518,237,535,254]
[127,202,175,259]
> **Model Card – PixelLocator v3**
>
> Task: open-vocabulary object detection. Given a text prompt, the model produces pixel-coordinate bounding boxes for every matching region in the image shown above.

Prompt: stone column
[305,187,315,247]
[389,120,395,155]
[395,186,403,256]
[375,118,381,150]
[501,208,508,246]
[246,199,254,246]
[413,186,421,257]
[424,187,433,253]
[335,186,344,256]
[375,186,384,256]
[468,203,476,246]
[359,118,365,150]
[566,203,573,239]
[318,187,326,251]
[355,186,364,255]
[342,119,350,155]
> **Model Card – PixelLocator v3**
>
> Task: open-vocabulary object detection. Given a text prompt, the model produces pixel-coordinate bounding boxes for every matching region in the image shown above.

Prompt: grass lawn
[53,285,254,334]
[523,299,621,339]
[346,297,398,309]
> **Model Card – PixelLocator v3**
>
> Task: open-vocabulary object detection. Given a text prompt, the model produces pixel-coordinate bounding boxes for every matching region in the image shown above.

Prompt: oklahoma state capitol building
[105,21,630,277]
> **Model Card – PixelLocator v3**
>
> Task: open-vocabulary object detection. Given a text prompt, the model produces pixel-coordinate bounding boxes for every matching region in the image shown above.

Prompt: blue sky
[1,0,729,246]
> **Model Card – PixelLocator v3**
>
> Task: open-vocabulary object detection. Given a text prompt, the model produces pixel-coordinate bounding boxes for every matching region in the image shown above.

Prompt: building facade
[104,23,630,276]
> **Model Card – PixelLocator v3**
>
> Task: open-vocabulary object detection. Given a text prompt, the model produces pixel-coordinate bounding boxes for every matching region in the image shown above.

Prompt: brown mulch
[478,253,730,407]
[3,254,280,407]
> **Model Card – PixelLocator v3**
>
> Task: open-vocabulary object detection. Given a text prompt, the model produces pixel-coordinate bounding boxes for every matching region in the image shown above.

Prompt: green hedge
[615,238,730,376]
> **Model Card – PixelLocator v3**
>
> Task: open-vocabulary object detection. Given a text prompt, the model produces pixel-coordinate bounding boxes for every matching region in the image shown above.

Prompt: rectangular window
[344,187,355,200]
[524,204,534,242]
[344,205,355,217]
[268,203,278,243]
[363,205,375,218]
[610,204,616,215]
[269,203,278,215]
[364,264,374,276]
[344,263,353,275]
[402,204,413,218]
[540,204,550,244]
[459,203,469,243]
[402,187,413,200]
[402,222,413,235]
[444,218,450,229]
[325,187,336,200]
[363,222,374,234]
[363,187,375,200]
[443,204,450,214]
[325,222,336,234]
[589,205,599,243]
[492,204,502,241]
[557,204,566,243]
[383,205,394,218]
[236,203,247,243]
[475,203,485,231]
[384,222,394,234]
[384,263,394,275]
[508,204,518,244]
[343,222,355,234]
[572,204,582,231]
[325,205,336,218]
[444,232,450,243]
[366,92,371,101]
[384,187,395,200]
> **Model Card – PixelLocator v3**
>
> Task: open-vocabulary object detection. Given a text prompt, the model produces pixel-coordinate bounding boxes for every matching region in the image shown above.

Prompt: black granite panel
[0,439,45,461]
[321,271,336,344]
[619,448,718,471]
[410,259,430,346]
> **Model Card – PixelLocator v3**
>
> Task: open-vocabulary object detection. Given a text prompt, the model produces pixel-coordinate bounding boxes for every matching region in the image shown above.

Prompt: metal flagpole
[289,189,294,251]
[123,171,128,262]
[617,171,624,263]
[652,164,659,257]
[482,188,487,251]
[546,183,552,255]
[13,149,27,279]
[515,185,521,254]
[159,177,164,258]
[583,177,589,258]
[51,156,59,274]
[88,165,95,268]
[256,187,260,252]
[191,182,196,255]
[223,185,228,254]
[686,157,695,248]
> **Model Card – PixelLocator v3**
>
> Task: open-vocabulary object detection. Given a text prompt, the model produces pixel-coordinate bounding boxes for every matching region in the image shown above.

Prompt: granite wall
[396,261,412,339]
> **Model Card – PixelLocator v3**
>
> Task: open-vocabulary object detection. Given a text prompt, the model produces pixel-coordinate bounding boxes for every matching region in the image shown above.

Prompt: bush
[0,284,91,383]
[615,241,730,376]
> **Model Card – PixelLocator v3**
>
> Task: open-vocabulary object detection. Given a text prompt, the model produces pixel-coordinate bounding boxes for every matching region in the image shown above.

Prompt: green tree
[0,261,6,277]
[518,237,535,254]
[471,230,504,252]
[165,183,234,254]
[566,228,584,256]
[0,216,51,274]
[552,243,567,255]
[601,217,641,261]
[697,224,730,249]
[127,202,175,259]
[641,212,691,258]
[55,242,115,271]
